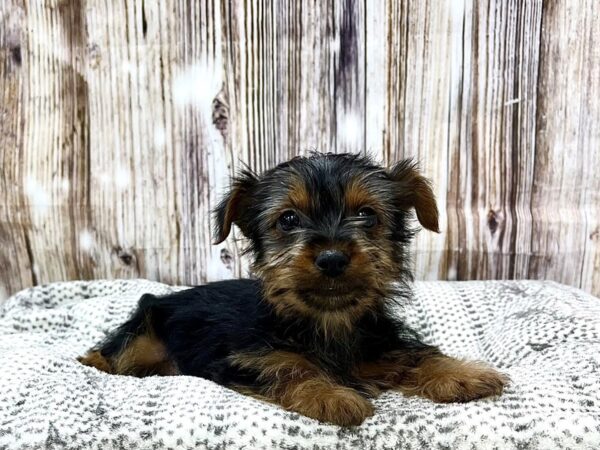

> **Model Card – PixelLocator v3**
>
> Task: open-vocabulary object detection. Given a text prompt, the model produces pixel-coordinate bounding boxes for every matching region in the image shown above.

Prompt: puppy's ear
[388,159,440,233]
[213,170,258,244]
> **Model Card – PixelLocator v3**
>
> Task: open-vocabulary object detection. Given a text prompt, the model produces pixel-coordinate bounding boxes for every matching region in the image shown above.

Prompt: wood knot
[487,209,499,234]
[5,27,23,67]
[10,46,22,65]
[220,248,234,270]
[212,93,229,140]
[113,246,135,266]
[87,43,101,69]
[141,0,148,37]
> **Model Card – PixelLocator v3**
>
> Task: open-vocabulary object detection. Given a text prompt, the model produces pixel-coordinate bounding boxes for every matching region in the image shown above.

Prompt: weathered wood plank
[3,3,92,283]
[449,0,544,282]
[0,0,33,300]
[366,1,545,282]
[82,0,231,284]
[366,0,467,280]
[532,0,600,293]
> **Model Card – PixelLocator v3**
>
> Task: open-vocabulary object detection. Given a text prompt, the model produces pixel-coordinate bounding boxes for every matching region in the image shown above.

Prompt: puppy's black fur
[96,279,430,387]
[80,153,508,426]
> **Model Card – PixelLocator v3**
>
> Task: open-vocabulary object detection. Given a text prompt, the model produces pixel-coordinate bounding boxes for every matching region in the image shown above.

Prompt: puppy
[79,153,508,426]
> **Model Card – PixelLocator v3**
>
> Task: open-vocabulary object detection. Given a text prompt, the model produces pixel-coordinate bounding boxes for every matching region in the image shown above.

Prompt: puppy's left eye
[357,207,377,227]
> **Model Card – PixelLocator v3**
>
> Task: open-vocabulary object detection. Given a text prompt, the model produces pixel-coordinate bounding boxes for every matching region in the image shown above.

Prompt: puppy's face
[214,153,439,322]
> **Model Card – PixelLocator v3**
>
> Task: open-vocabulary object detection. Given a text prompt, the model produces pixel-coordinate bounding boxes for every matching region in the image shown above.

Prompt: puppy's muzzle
[314,250,350,277]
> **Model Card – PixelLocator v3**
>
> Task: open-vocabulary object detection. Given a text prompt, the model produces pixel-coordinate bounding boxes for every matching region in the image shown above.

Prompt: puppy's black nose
[315,250,350,277]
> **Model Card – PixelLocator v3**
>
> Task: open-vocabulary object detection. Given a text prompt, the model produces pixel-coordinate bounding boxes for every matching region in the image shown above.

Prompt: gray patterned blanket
[0,279,599,449]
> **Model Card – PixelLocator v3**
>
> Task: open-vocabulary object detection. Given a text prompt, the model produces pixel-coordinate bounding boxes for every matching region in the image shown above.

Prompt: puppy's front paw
[404,357,509,403]
[288,383,374,426]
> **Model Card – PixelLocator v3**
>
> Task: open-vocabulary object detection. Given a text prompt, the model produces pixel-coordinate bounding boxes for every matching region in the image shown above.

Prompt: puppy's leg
[355,348,509,403]
[230,351,373,426]
[78,294,177,376]
[78,350,113,373]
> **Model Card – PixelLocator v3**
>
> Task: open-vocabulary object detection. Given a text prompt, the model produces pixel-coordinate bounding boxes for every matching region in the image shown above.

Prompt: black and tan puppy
[79,153,508,426]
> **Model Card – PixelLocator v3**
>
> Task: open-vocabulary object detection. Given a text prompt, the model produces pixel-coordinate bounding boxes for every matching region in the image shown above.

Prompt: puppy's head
[214,153,439,326]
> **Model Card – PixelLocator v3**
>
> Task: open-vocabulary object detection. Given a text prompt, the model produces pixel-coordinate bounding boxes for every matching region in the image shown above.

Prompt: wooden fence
[1,0,599,300]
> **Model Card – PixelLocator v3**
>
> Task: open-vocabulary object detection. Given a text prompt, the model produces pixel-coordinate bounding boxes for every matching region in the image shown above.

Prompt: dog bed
[0,279,599,449]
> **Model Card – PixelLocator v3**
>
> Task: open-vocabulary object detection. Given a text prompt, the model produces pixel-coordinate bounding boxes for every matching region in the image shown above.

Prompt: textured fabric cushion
[0,279,599,449]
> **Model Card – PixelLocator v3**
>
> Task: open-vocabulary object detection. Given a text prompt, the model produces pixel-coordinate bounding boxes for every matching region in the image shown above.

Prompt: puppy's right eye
[278,210,300,232]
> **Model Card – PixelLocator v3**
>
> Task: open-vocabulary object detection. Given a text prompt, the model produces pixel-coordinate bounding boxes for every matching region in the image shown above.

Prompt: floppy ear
[213,170,258,244]
[388,159,440,233]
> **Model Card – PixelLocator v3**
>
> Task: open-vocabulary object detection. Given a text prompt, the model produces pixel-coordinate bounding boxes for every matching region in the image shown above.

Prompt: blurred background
[1,0,599,300]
